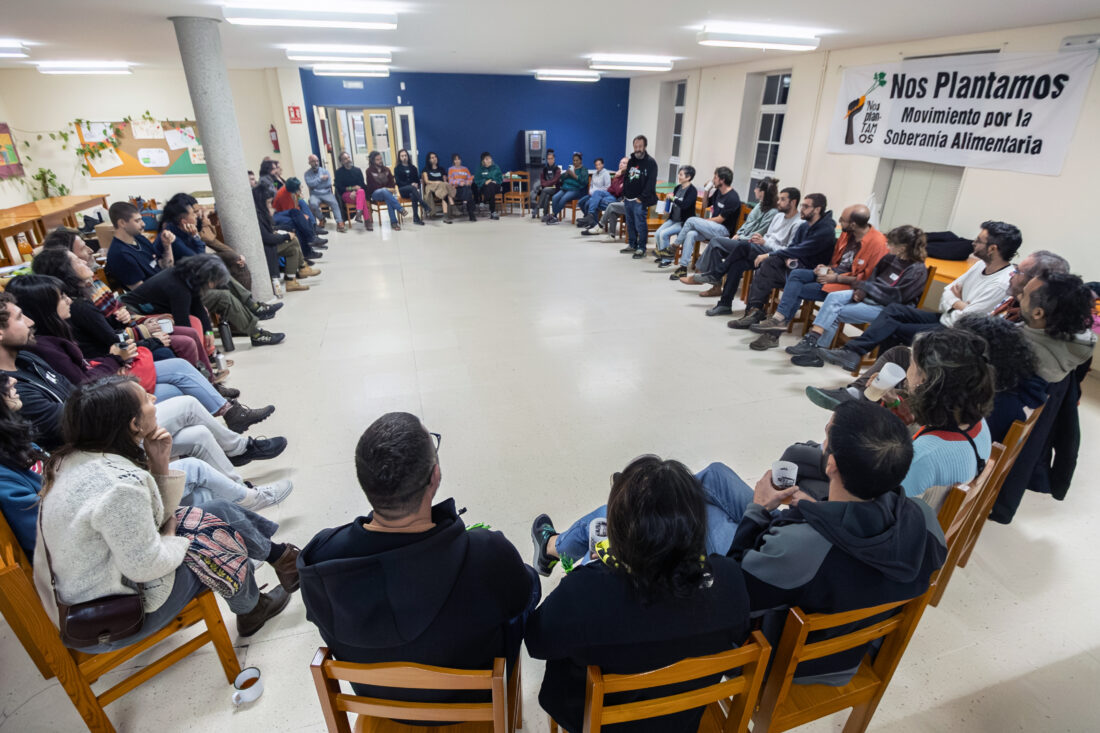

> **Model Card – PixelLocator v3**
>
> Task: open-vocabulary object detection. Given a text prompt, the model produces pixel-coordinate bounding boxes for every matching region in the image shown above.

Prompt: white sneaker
[236,480,294,511]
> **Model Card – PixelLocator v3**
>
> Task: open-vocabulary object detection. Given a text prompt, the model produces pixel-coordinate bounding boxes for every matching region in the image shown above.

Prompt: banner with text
[827,52,1097,175]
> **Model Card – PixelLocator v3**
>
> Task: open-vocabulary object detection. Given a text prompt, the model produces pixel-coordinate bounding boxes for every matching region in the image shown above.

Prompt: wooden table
[0,194,109,264]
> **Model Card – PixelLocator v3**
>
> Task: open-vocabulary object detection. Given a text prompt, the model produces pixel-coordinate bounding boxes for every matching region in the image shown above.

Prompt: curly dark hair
[31,247,89,300]
[909,329,996,429]
[0,378,45,471]
[980,220,1022,261]
[955,314,1037,392]
[173,253,229,292]
[606,455,711,604]
[1029,273,1095,341]
[886,224,927,263]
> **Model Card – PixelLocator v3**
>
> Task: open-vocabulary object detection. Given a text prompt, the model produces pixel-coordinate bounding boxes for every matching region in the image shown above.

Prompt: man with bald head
[304,153,346,233]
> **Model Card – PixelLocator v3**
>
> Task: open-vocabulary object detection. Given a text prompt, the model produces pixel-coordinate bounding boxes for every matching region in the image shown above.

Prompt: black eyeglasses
[429,432,441,450]
[423,432,442,485]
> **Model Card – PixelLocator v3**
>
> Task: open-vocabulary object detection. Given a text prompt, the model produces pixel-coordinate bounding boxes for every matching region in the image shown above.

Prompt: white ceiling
[3,0,1099,76]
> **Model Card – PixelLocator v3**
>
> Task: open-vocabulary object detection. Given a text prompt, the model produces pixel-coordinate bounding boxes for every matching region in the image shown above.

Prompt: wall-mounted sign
[288,105,303,125]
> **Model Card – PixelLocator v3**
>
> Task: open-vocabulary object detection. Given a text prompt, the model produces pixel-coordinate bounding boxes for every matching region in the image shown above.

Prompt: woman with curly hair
[902,328,996,509]
[526,456,750,733]
[1018,272,1096,383]
[0,376,47,556]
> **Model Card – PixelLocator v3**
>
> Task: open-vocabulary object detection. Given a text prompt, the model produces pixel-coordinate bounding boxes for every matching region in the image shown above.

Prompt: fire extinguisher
[269,124,280,153]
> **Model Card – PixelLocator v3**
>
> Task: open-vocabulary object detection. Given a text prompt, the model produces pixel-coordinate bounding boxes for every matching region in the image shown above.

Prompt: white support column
[170,15,270,300]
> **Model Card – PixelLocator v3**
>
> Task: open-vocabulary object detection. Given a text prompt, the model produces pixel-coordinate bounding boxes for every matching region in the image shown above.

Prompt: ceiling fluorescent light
[313,64,390,78]
[289,54,392,63]
[223,6,397,29]
[0,40,28,58]
[36,60,133,75]
[588,54,673,72]
[535,69,600,82]
[697,28,820,51]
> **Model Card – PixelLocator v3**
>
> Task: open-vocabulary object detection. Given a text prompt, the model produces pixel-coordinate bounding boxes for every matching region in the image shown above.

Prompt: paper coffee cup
[864,361,907,402]
[157,318,175,334]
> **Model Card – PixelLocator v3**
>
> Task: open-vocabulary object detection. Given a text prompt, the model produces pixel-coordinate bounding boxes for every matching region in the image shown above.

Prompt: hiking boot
[805,385,860,410]
[819,346,862,372]
[786,334,820,356]
[705,304,733,317]
[700,285,722,298]
[749,332,780,351]
[270,543,301,592]
[298,266,321,278]
[250,330,286,347]
[229,436,288,466]
[728,308,765,329]
[224,401,276,433]
[236,586,292,637]
[531,514,558,577]
[284,278,310,292]
[214,381,241,400]
[669,266,688,280]
[236,480,294,511]
[791,351,826,368]
[749,315,788,334]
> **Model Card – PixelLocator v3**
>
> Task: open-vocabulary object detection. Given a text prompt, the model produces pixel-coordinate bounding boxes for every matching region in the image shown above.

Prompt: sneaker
[229,436,289,466]
[254,303,280,321]
[805,385,860,410]
[490,212,500,220]
[314,226,328,236]
[250,330,286,347]
[531,514,558,577]
[415,218,426,226]
[392,222,401,231]
[632,250,646,259]
[580,227,599,236]
[336,222,347,233]
[790,352,826,367]
[749,315,788,334]
[669,266,688,280]
[785,334,820,356]
[728,309,765,329]
[311,237,328,246]
[310,242,329,250]
[654,248,673,258]
[284,278,310,292]
[224,401,275,433]
[749,332,781,351]
[236,479,294,511]
[306,251,324,259]
[236,586,292,637]
[705,304,733,317]
[818,346,862,372]
[619,247,635,254]
[546,217,560,225]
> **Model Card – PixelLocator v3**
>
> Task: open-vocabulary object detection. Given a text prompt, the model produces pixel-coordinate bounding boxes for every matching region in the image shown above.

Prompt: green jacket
[561,166,589,192]
[474,164,503,186]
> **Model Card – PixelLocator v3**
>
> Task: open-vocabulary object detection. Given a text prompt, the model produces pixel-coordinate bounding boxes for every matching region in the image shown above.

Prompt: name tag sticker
[888,273,900,281]
[857,259,865,264]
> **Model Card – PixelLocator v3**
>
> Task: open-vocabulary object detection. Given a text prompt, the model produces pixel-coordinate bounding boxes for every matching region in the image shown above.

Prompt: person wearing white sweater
[819,220,1021,372]
[33,377,300,651]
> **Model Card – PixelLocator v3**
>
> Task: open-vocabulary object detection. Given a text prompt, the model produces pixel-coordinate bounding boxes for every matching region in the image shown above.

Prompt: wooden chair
[548,631,771,733]
[0,509,241,733]
[957,405,1045,569]
[311,649,521,733]
[371,189,406,227]
[929,443,1004,607]
[751,592,931,733]
[501,172,530,216]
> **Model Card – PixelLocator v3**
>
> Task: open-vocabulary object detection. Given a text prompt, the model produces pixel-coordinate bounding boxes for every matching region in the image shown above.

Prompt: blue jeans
[777,269,827,321]
[655,220,683,254]
[551,188,583,216]
[575,195,590,213]
[623,199,648,250]
[309,190,344,223]
[586,190,616,216]
[273,207,316,254]
[678,218,730,267]
[812,290,887,347]
[153,358,228,414]
[555,462,754,563]
[372,188,402,224]
[173,456,248,504]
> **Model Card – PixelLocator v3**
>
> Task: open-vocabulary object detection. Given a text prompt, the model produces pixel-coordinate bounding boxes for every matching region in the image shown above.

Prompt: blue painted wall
[298,69,630,173]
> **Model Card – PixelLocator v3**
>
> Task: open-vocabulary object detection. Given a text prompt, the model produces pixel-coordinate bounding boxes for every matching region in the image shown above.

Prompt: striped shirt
[447,166,473,186]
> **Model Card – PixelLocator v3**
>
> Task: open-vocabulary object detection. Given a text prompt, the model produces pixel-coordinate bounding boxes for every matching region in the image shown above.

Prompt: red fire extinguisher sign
[288,105,302,124]
[269,124,280,153]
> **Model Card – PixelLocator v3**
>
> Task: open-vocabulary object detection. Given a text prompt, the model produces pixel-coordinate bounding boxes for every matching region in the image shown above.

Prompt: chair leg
[549,719,559,733]
[196,590,241,683]
[841,694,887,733]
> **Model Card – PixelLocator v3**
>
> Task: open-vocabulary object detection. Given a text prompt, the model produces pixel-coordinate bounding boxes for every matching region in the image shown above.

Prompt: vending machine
[523,130,547,166]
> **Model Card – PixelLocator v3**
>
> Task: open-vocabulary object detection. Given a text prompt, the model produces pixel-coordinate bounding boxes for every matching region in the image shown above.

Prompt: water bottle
[218,321,235,352]
[271,277,284,299]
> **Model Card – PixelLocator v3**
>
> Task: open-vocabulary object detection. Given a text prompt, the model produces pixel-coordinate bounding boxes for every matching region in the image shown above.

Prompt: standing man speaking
[620,135,659,260]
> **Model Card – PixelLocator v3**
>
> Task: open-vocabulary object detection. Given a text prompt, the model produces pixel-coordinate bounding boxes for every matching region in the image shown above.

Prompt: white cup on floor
[232,667,263,706]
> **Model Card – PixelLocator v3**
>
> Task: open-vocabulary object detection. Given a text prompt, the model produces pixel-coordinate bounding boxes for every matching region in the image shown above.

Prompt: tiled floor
[2,215,1097,731]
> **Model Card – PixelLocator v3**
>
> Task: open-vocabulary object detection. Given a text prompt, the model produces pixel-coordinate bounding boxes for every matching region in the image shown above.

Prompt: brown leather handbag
[38,510,145,648]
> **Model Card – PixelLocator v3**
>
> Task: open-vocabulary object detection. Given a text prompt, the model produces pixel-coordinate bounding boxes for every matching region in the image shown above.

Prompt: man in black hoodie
[724,400,946,683]
[728,192,837,330]
[297,412,539,701]
[619,135,660,259]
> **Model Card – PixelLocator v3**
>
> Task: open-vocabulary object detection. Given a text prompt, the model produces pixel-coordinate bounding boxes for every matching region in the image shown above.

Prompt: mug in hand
[772,460,799,489]
[157,318,175,334]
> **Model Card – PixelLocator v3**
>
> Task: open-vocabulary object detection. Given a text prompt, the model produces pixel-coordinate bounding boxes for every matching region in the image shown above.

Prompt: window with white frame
[748,73,790,193]
[668,80,687,182]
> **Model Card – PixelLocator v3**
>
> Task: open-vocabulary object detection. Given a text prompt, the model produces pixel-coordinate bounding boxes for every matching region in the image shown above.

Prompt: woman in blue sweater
[0,376,46,557]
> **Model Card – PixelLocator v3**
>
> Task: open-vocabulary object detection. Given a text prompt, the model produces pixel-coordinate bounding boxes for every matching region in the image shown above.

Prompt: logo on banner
[843,72,887,145]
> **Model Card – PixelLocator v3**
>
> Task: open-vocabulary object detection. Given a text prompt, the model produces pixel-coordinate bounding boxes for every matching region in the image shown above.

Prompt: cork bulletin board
[74,119,207,177]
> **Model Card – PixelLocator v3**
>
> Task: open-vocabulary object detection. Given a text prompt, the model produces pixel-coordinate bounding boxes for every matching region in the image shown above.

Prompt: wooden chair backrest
[579,631,770,733]
[752,592,930,733]
[311,649,510,733]
[929,442,1004,607]
[0,502,33,583]
[916,265,937,310]
[504,171,529,195]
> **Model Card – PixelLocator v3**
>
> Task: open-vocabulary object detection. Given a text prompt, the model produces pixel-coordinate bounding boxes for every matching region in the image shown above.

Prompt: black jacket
[297,499,534,701]
[525,557,750,733]
[621,153,659,207]
[394,163,420,188]
[774,211,838,270]
[120,268,211,333]
[0,351,74,450]
[729,488,946,683]
[669,183,698,224]
[854,256,929,307]
[333,165,366,197]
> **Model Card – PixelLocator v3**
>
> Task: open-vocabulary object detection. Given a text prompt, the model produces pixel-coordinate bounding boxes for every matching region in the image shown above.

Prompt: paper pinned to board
[129,119,165,139]
[164,125,198,150]
[80,122,112,143]
[137,147,170,167]
[188,146,205,165]
[88,146,123,174]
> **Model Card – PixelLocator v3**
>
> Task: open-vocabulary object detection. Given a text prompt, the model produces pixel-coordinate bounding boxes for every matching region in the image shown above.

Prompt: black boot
[236,586,291,637]
[224,401,275,433]
[214,381,241,400]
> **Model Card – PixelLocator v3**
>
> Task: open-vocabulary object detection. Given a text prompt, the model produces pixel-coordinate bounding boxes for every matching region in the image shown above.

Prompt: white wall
[628,18,1100,274]
[0,67,298,212]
